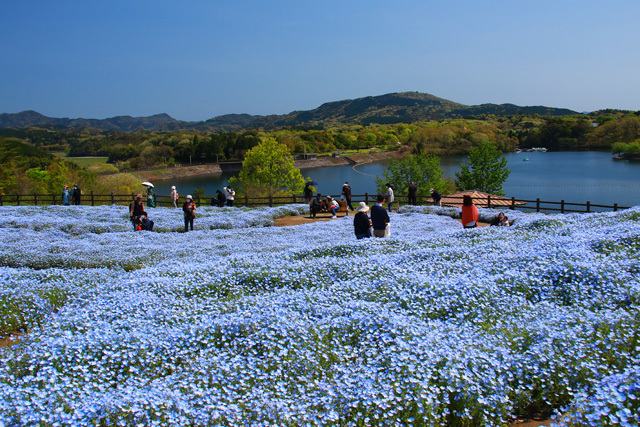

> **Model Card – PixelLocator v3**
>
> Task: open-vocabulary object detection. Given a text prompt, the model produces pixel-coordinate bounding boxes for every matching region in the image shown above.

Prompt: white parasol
[141,182,154,188]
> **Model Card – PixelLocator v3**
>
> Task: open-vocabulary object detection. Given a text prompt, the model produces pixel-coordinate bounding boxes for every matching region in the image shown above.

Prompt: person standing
[461,195,479,228]
[183,195,196,232]
[224,186,235,207]
[370,194,390,238]
[129,194,146,230]
[146,185,156,208]
[72,184,82,205]
[353,202,371,239]
[303,183,313,204]
[430,188,442,206]
[170,186,179,208]
[62,185,71,206]
[216,189,227,207]
[385,183,394,212]
[407,182,418,205]
[341,182,354,211]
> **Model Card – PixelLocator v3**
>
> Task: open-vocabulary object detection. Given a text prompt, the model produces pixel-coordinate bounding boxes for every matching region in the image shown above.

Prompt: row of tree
[3,111,639,173]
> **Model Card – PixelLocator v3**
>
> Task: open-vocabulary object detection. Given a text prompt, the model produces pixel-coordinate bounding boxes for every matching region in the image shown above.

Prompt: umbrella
[306,181,318,186]
[141,182,154,188]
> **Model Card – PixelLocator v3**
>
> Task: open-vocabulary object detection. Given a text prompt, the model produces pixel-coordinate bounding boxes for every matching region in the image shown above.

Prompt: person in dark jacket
[353,202,371,239]
[430,188,441,206]
[370,194,390,237]
[408,182,418,205]
[72,184,82,205]
[216,190,227,207]
[342,182,354,211]
[310,193,324,218]
[303,184,313,204]
[129,194,146,230]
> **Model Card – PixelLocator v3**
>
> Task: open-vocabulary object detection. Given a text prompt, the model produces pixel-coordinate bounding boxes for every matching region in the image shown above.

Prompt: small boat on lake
[523,157,529,162]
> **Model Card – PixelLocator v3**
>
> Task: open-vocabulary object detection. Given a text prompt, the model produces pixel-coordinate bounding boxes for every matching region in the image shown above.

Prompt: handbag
[384,224,391,237]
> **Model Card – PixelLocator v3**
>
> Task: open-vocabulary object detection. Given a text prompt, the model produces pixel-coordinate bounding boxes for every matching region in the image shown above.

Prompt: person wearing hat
[341,182,354,211]
[146,184,156,208]
[353,202,372,239]
[170,185,179,208]
[326,195,340,218]
[183,195,196,232]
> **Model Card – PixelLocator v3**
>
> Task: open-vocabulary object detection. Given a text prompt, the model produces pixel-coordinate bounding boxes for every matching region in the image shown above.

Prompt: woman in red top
[461,195,479,228]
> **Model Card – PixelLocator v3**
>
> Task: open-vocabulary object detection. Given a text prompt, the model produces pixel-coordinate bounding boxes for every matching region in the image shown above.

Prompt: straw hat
[356,202,369,213]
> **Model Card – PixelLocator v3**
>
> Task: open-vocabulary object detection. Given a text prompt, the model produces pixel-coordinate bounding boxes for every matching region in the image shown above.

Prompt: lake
[155,151,640,209]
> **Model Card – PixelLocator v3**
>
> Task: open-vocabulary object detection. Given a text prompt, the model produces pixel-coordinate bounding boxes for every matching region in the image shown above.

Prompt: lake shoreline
[131,150,405,182]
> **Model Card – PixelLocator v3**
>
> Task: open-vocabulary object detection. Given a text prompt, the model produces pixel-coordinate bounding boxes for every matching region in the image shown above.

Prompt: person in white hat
[182,195,196,232]
[170,185,179,208]
[353,202,372,239]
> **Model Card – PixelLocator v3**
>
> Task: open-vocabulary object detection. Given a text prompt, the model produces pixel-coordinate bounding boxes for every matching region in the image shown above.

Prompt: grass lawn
[63,156,109,168]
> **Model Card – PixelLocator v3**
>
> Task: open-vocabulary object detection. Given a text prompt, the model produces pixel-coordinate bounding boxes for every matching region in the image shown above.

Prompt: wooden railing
[0,192,630,214]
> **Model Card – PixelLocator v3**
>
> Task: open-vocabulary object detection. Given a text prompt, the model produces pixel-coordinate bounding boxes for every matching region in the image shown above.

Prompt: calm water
[155,152,640,208]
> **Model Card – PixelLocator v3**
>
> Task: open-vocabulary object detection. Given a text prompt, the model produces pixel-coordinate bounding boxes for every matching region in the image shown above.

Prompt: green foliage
[455,141,510,196]
[376,153,449,197]
[233,138,306,198]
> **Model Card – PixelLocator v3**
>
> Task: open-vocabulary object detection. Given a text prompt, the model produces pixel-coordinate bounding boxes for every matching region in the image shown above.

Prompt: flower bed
[0,205,638,426]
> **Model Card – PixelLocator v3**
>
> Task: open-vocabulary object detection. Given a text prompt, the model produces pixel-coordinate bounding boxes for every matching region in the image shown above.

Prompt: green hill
[0,92,580,132]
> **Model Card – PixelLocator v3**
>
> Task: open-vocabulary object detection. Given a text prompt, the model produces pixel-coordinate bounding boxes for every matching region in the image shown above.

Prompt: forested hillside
[0,92,581,132]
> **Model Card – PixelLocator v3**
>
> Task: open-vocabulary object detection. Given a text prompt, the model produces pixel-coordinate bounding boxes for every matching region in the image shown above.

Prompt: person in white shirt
[385,183,395,212]
[223,186,235,207]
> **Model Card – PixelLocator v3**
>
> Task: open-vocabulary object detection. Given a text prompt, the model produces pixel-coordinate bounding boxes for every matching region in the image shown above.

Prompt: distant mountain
[0,92,580,132]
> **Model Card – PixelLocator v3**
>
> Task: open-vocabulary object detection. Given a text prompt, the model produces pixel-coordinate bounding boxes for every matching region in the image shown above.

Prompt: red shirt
[461,205,479,226]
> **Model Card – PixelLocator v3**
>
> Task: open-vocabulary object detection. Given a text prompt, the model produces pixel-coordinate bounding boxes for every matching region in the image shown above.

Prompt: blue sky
[1,0,639,121]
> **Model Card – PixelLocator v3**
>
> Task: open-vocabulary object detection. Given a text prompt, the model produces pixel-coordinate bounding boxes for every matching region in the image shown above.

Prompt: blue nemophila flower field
[0,204,638,426]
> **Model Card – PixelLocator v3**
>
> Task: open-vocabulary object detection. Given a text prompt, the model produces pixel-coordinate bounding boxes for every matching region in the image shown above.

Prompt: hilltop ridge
[0,91,580,132]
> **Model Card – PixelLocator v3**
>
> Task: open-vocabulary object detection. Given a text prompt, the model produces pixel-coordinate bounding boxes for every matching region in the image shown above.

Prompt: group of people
[353,194,391,239]
[61,184,82,206]
[214,186,235,207]
[310,194,341,218]
[129,192,198,232]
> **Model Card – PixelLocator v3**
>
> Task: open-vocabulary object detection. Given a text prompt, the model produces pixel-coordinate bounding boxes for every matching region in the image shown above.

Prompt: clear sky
[1,0,639,121]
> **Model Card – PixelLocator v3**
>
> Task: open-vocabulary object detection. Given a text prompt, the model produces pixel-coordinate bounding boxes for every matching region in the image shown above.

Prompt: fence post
[561,200,565,214]
[34,193,38,206]
[52,193,57,205]
[197,195,201,206]
[245,194,249,207]
[292,194,296,204]
[586,201,591,213]
[365,192,369,204]
[91,191,95,206]
[511,197,515,210]
[0,194,3,206]
[16,194,20,206]
[536,198,540,212]
[269,195,273,207]
[110,193,114,204]
[614,203,618,212]
[487,195,491,209]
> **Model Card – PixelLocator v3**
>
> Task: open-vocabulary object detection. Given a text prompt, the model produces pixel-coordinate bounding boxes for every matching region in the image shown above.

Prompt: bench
[310,200,349,218]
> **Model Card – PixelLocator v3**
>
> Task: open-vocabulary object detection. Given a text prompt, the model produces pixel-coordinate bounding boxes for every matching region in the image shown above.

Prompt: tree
[455,141,510,196]
[231,138,306,198]
[376,153,449,198]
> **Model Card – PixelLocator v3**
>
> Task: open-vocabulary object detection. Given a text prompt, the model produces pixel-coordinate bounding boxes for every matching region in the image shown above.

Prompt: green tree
[231,138,306,198]
[455,141,510,196]
[376,153,448,199]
